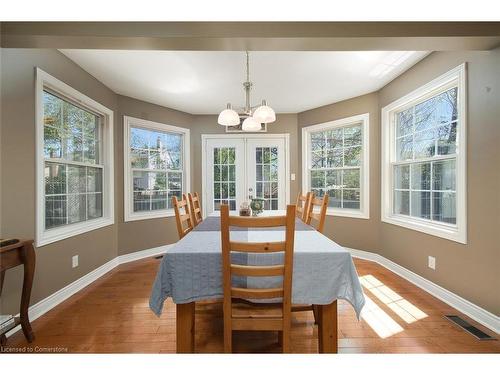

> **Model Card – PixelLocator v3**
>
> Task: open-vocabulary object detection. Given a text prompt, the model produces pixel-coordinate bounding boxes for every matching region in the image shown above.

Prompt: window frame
[302,113,370,219]
[36,68,115,247]
[123,116,191,222]
[381,63,467,244]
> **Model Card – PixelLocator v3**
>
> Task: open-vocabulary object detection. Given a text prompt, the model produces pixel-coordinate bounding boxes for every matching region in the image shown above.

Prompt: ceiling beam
[2,22,500,51]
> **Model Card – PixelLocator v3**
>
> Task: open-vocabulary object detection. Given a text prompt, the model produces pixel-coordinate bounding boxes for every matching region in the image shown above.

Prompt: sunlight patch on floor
[360,295,404,338]
[360,275,428,324]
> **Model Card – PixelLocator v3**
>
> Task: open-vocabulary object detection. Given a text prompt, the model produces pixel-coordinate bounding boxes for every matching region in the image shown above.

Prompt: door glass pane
[254,146,279,210]
[213,147,237,211]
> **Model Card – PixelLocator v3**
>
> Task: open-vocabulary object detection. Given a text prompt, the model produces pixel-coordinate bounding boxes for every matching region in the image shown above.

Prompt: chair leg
[281,330,290,353]
[278,331,283,346]
[224,330,232,353]
[223,321,232,353]
[223,298,232,353]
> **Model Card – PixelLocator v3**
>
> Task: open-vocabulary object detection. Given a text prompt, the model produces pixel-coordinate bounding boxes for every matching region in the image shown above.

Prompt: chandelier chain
[246,51,250,82]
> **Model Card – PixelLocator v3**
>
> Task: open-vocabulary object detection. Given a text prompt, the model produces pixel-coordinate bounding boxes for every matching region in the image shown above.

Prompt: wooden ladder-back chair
[187,192,203,227]
[295,192,313,222]
[172,194,194,239]
[305,194,329,233]
[220,204,296,353]
[292,193,329,324]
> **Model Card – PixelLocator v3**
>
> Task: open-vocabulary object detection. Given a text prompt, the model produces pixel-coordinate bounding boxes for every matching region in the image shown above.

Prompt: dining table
[149,210,365,353]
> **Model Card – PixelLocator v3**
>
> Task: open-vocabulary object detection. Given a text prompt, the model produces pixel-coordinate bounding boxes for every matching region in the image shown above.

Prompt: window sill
[124,209,176,222]
[326,208,369,220]
[382,214,466,244]
[37,217,114,247]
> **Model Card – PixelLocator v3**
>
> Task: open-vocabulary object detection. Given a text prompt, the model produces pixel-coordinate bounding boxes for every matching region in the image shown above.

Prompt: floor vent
[444,315,497,340]
[154,255,164,259]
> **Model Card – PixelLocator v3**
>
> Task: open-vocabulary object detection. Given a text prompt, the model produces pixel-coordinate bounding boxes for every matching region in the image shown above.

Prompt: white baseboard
[347,248,500,334]
[117,245,170,265]
[6,244,172,338]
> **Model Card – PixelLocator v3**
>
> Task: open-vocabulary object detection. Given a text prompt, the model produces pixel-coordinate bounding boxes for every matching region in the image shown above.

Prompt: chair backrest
[187,192,203,227]
[305,194,329,233]
[220,204,296,326]
[295,192,313,222]
[172,194,194,239]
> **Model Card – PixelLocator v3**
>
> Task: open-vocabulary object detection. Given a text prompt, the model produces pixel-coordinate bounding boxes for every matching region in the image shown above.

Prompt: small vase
[250,198,265,216]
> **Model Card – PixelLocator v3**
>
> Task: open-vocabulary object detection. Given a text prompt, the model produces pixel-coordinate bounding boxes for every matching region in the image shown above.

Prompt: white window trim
[35,68,115,247]
[302,113,370,219]
[123,116,191,222]
[381,63,467,244]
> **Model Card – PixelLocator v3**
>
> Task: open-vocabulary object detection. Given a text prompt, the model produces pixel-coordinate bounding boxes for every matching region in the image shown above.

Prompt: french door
[203,135,288,215]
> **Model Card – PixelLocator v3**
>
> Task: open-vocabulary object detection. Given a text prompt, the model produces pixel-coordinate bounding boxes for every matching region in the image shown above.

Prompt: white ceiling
[60,50,429,114]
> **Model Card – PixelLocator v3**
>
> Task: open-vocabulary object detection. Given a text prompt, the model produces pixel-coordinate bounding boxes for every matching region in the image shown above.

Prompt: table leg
[20,243,36,342]
[176,302,195,353]
[318,300,338,353]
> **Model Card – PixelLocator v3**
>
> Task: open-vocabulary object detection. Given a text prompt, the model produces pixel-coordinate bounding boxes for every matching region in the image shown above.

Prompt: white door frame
[201,133,291,217]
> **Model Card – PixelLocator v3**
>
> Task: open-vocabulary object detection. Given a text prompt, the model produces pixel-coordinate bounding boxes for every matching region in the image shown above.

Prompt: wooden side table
[0,239,36,345]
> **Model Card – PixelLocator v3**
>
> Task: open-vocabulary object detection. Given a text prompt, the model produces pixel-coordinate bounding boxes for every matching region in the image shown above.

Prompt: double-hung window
[36,68,114,247]
[302,113,370,219]
[381,64,467,243]
[124,116,190,221]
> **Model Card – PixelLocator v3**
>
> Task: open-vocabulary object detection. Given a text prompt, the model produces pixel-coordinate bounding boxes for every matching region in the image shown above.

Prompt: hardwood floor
[3,257,499,353]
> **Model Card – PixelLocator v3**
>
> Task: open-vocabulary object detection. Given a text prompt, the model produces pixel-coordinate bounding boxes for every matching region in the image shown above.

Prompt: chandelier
[217,51,276,131]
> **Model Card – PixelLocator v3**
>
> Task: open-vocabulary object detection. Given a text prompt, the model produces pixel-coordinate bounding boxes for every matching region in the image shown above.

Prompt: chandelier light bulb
[242,116,261,132]
[253,100,276,124]
[217,103,240,126]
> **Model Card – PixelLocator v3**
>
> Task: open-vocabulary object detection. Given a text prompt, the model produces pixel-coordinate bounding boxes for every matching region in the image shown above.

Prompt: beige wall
[378,50,500,315]
[298,93,381,252]
[116,95,194,255]
[1,49,119,315]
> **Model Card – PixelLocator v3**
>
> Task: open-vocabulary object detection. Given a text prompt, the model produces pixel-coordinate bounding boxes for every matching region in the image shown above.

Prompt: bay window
[302,113,370,219]
[36,68,114,247]
[381,64,467,243]
[124,116,190,221]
